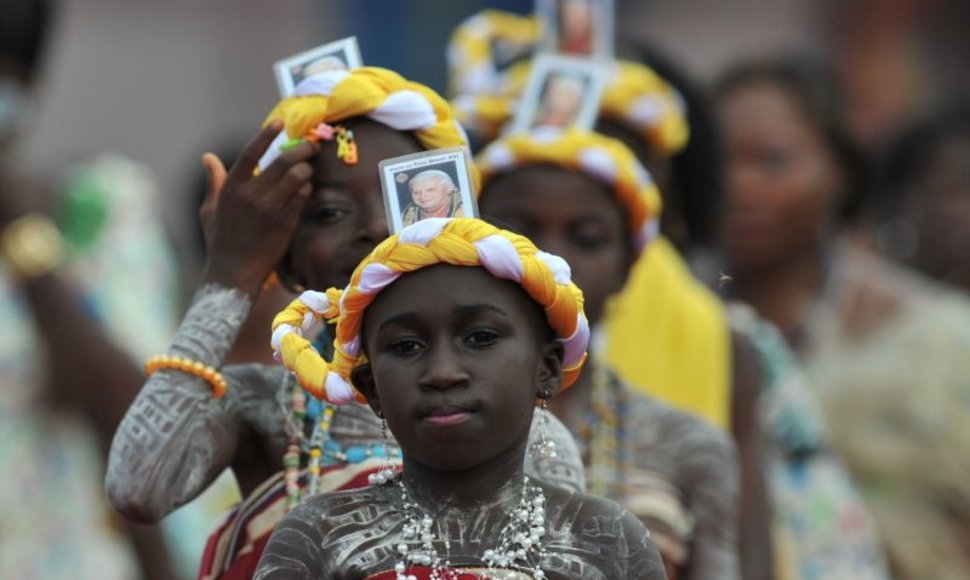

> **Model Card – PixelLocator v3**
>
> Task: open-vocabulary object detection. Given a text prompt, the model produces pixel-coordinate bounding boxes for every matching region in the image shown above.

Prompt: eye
[307,206,350,224]
[571,222,613,251]
[757,148,792,174]
[389,338,424,356]
[464,329,501,348]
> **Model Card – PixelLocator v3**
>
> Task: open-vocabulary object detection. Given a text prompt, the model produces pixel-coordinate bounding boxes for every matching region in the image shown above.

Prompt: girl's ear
[350,364,384,418]
[535,341,564,400]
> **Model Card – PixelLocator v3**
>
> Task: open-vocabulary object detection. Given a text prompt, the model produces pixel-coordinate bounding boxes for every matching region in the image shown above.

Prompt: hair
[871,102,970,220]
[0,0,55,82]
[714,55,867,223]
[636,42,723,247]
[409,169,456,192]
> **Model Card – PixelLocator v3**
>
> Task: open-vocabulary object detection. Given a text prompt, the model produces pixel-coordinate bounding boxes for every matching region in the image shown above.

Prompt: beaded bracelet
[144,355,228,399]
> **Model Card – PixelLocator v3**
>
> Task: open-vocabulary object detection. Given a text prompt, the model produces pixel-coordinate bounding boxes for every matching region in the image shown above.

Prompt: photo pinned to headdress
[508,53,610,134]
[273,36,364,97]
[378,147,478,235]
[536,0,614,58]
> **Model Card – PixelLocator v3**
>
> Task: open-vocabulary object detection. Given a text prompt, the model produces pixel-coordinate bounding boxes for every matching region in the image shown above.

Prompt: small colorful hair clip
[310,122,335,142]
[335,126,358,165]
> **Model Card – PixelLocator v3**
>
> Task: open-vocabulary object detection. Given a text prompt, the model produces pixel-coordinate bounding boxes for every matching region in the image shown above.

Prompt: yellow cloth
[602,236,731,429]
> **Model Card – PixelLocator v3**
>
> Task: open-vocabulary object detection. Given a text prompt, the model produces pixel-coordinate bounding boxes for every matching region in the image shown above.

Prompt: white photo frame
[508,53,610,134]
[273,36,363,97]
[378,147,479,235]
[536,0,614,58]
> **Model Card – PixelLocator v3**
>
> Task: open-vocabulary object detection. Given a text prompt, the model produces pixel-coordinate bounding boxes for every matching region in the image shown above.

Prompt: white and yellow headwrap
[258,66,480,191]
[447,11,688,155]
[476,128,663,251]
[271,217,589,404]
[446,10,541,98]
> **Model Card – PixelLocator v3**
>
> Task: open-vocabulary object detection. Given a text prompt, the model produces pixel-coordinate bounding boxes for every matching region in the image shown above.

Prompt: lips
[420,403,477,428]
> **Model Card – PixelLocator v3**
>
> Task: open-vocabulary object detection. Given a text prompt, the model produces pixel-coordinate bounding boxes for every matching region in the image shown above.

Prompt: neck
[730,242,827,340]
[399,438,528,513]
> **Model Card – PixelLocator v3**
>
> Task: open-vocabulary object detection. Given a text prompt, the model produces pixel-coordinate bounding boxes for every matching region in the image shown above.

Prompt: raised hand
[200,121,319,297]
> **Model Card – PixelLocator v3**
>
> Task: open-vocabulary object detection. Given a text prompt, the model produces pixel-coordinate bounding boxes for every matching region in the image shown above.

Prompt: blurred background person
[0,0,179,577]
[869,104,970,294]
[716,56,970,580]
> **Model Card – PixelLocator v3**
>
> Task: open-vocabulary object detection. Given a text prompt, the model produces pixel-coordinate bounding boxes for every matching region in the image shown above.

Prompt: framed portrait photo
[508,53,609,133]
[378,147,479,235]
[273,36,363,97]
[536,0,614,58]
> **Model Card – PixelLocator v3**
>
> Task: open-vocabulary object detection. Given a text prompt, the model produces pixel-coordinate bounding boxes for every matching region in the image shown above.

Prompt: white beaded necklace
[390,475,549,580]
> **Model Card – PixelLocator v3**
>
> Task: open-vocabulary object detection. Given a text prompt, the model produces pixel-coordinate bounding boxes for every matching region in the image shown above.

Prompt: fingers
[264,158,315,214]
[226,120,285,186]
[257,139,319,186]
[201,152,228,206]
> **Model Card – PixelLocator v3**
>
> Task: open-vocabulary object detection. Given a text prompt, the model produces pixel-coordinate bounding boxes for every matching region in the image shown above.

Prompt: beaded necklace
[282,371,402,510]
[582,366,631,498]
[388,474,549,580]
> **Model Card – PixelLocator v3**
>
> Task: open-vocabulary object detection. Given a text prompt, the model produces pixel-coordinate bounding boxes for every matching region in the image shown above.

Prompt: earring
[368,418,397,485]
[529,399,558,459]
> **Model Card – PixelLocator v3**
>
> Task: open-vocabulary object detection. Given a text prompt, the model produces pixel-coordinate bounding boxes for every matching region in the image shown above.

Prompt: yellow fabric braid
[476,128,662,249]
[263,66,480,191]
[599,61,690,155]
[272,218,588,403]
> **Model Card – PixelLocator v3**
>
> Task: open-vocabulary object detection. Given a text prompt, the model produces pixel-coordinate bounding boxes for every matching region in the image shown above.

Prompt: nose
[355,200,389,246]
[419,340,469,392]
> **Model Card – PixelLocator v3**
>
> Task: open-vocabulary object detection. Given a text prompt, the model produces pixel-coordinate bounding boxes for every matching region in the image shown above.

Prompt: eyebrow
[376,303,510,334]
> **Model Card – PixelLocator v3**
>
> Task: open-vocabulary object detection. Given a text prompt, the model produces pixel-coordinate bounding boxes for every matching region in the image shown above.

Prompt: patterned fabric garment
[0,155,179,579]
[802,243,970,580]
[728,303,890,580]
[574,367,741,580]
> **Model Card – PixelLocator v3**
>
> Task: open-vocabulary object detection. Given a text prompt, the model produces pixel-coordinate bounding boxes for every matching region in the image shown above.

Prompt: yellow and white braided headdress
[447,10,688,155]
[259,66,480,191]
[476,128,663,251]
[271,218,589,404]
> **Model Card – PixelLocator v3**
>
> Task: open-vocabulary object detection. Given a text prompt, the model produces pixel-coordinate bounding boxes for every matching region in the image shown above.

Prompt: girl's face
[479,166,632,326]
[355,265,562,473]
[279,119,424,291]
[719,82,842,270]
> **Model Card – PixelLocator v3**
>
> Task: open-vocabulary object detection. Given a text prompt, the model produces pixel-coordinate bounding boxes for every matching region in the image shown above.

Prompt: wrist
[200,260,266,299]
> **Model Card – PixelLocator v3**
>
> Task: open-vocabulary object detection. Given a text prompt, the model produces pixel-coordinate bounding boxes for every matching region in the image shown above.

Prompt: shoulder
[259,485,402,578]
[625,387,737,466]
[541,485,666,578]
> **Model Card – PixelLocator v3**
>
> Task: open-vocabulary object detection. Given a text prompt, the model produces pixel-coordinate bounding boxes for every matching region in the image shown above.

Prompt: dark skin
[352,265,563,504]
[719,80,843,342]
[897,136,970,292]
[196,118,425,496]
[480,164,771,580]
[0,61,176,579]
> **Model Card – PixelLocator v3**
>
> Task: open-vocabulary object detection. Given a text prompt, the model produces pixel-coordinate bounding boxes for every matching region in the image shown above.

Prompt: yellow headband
[271,217,589,404]
[476,128,663,250]
[259,66,481,191]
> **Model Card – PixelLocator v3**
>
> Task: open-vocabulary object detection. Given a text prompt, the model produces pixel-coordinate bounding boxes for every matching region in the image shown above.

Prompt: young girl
[256,217,667,580]
[475,128,739,580]
[106,67,586,579]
